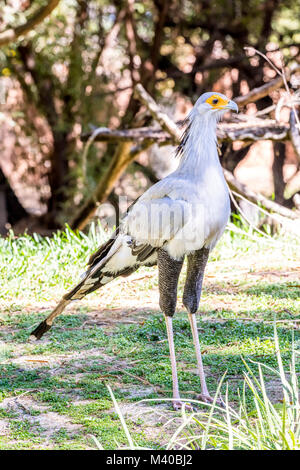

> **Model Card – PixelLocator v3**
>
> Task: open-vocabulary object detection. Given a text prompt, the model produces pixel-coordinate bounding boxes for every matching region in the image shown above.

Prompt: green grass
[165,327,300,450]
[0,224,299,449]
[93,333,300,450]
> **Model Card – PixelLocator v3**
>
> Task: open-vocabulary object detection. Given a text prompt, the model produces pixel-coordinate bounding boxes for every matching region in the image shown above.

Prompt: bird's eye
[212,98,219,104]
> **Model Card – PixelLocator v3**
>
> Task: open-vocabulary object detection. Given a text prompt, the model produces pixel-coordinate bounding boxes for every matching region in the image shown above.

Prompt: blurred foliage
[0,0,299,228]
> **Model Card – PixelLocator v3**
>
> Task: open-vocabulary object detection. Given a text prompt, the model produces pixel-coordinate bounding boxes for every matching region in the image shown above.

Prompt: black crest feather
[175,117,191,159]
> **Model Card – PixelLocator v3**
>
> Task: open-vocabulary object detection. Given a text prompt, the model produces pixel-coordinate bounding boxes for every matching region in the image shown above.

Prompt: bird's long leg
[183,248,217,403]
[164,315,181,406]
[187,312,210,399]
[188,313,224,406]
[30,298,71,340]
[157,249,186,410]
[183,248,209,316]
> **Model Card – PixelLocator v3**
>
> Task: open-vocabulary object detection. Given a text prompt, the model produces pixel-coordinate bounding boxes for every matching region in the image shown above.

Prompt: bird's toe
[172,400,194,412]
[196,393,225,408]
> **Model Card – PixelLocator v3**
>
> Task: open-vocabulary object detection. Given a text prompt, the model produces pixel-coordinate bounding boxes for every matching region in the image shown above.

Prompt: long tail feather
[30,232,157,341]
[29,235,123,340]
[30,298,70,340]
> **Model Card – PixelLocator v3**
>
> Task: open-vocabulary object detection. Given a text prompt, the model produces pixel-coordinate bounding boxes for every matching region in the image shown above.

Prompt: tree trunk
[45,130,75,226]
[222,143,251,173]
[0,167,28,235]
[71,142,132,230]
[272,142,286,206]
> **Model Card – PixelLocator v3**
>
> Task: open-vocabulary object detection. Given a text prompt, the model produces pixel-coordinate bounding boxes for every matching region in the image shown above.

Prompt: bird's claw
[172,400,194,412]
[196,393,225,408]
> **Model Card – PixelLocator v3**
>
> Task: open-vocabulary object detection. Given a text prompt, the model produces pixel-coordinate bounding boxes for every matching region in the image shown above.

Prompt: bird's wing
[29,187,193,340]
[86,228,119,268]
[63,185,192,301]
[124,195,193,248]
[64,232,136,300]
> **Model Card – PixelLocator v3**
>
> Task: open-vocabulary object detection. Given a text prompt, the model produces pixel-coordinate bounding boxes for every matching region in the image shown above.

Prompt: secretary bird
[31,92,238,410]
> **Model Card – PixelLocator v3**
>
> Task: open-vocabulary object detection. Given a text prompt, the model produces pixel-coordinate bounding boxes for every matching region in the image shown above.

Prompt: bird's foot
[196,393,225,408]
[172,400,194,412]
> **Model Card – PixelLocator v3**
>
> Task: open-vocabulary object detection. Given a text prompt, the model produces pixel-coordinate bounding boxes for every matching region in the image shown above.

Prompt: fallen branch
[224,168,300,220]
[81,126,173,144]
[216,119,289,141]
[0,0,60,46]
[231,189,298,227]
[228,187,277,242]
[81,120,290,144]
[81,64,300,146]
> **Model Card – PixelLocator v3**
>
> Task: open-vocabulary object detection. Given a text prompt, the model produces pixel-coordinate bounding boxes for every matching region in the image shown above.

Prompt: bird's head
[176,91,238,159]
[192,92,238,119]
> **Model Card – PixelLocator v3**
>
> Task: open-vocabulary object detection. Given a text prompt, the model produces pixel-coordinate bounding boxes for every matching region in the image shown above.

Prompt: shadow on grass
[0,311,298,405]
[203,280,300,300]
[243,282,300,300]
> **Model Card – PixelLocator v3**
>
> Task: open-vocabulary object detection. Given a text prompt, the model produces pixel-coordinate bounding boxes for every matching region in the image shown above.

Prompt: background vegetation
[0,0,300,232]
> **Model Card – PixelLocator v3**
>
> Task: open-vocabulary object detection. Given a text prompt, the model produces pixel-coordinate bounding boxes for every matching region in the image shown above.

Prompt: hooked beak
[224,100,238,113]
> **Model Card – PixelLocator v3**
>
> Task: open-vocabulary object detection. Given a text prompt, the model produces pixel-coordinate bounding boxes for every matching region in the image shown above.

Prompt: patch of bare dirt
[119,386,155,399]
[0,419,9,436]
[248,270,300,281]
[115,402,181,445]
[11,354,68,370]
[32,412,81,438]
[0,396,81,438]
[265,378,285,403]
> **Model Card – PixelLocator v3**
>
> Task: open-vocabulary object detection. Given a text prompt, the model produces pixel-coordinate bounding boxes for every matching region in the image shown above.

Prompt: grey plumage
[30,91,238,409]
[157,248,184,317]
[183,248,209,314]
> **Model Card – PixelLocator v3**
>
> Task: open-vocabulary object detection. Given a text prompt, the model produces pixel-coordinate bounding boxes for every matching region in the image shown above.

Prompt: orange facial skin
[205,94,229,110]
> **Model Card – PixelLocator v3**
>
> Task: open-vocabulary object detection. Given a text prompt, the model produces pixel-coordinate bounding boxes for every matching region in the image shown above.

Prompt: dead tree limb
[81,64,300,145]
[216,120,289,142]
[235,75,284,107]
[223,169,300,220]
[234,64,300,107]
[81,120,290,144]
[81,127,174,144]
[134,83,182,140]
[0,0,60,46]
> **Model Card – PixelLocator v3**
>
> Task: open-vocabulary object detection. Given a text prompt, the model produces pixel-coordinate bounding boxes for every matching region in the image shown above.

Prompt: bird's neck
[175,115,222,178]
